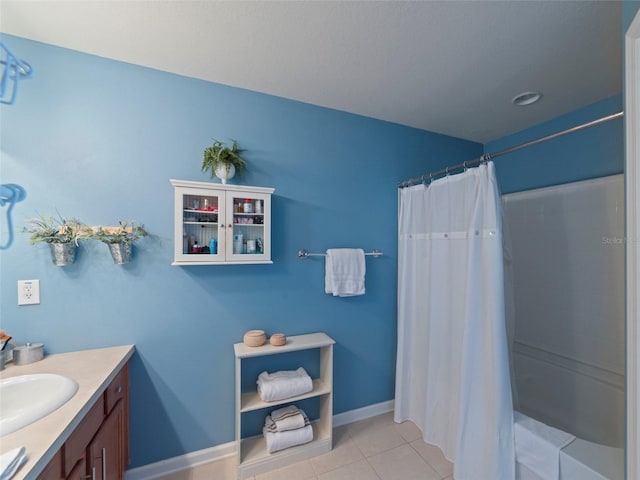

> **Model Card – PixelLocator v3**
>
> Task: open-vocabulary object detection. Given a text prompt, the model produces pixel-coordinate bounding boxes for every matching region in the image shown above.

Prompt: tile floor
[156,412,454,480]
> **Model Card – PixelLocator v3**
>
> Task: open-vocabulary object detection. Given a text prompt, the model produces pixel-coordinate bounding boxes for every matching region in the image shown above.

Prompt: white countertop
[0,345,135,480]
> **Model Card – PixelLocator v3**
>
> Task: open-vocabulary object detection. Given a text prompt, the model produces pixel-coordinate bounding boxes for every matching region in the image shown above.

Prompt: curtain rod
[398,111,624,189]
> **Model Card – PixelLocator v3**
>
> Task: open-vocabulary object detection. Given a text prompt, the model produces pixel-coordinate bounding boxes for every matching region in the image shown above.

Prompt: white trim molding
[333,400,394,428]
[124,400,394,480]
[626,8,640,480]
[124,442,236,480]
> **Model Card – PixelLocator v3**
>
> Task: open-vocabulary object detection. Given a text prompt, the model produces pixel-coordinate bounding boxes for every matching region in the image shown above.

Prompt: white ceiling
[0,0,622,144]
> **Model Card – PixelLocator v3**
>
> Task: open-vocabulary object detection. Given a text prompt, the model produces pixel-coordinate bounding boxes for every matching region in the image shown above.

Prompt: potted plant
[23,213,87,266]
[92,221,149,264]
[202,139,247,184]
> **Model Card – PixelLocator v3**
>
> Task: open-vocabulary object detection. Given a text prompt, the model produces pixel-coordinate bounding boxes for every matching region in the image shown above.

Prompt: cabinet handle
[91,466,96,480]
[116,385,122,394]
[102,448,107,480]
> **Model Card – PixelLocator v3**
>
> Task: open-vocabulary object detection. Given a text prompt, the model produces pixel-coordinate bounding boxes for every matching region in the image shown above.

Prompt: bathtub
[515,413,624,480]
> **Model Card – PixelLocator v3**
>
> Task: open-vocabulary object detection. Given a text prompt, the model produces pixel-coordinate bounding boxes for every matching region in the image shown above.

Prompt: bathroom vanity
[0,345,135,480]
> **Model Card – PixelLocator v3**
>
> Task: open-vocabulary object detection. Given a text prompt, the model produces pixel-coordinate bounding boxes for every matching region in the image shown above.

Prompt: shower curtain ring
[463,160,468,171]
[445,166,450,176]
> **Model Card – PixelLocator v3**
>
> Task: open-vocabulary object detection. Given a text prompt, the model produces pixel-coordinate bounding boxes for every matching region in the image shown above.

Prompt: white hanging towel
[325,248,366,296]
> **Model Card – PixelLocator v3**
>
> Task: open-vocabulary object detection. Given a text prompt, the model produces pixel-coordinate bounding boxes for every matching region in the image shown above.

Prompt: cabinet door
[64,458,86,480]
[37,449,62,480]
[63,396,104,477]
[174,186,227,263]
[88,401,124,480]
[105,364,129,467]
[225,192,271,262]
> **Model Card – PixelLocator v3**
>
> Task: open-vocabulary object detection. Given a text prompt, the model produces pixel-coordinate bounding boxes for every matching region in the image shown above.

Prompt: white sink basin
[0,373,78,436]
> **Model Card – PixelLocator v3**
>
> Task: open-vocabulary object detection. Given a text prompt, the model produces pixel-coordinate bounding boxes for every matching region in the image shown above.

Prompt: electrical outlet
[18,279,40,305]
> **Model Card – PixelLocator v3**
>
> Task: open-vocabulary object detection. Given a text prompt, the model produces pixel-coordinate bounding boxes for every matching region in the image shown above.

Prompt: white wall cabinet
[234,332,335,479]
[170,179,274,265]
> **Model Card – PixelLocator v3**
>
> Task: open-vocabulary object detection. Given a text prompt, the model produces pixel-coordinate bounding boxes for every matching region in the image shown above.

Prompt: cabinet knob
[116,385,123,394]
[228,224,233,228]
[220,224,225,229]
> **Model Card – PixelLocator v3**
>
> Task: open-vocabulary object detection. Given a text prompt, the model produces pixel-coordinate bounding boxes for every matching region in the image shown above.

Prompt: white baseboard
[333,399,394,427]
[124,442,236,480]
[124,400,394,480]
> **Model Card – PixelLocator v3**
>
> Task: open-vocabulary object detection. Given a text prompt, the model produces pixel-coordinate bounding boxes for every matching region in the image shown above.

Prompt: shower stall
[396,112,625,480]
[503,174,624,451]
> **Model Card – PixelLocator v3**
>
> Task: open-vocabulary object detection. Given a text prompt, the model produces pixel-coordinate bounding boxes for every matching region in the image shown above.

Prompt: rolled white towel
[257,367,313,402]
[263,418,313,453]
[0,447,27,480]
[270,405,306,432]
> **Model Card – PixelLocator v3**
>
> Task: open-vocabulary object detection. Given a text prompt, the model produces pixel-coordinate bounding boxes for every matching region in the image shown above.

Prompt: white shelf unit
[234,332,335,479]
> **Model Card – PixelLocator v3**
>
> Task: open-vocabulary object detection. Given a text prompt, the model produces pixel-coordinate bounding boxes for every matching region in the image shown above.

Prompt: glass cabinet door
[178,189,225,262]
[172,179,273,265]
[226,192,270,261]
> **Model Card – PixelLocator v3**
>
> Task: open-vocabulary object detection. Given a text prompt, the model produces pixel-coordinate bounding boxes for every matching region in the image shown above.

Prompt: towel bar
[298,249,383,259]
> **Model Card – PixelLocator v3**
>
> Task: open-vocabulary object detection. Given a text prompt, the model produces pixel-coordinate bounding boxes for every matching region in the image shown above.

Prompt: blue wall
[0,35,481,467]
[485,95,623,195]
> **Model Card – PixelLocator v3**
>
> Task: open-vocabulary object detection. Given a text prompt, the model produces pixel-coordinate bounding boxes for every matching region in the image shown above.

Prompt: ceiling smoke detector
[512,91,542,106]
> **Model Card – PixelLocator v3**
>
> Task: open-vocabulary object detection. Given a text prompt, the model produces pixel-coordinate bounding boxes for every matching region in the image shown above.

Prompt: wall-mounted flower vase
[50,243,76,266]
[108,242,132,264]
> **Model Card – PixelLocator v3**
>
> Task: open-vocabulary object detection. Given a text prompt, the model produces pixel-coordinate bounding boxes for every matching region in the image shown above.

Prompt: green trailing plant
[92,221,149,244]
[23,213,87,245]
[202,139,247,178]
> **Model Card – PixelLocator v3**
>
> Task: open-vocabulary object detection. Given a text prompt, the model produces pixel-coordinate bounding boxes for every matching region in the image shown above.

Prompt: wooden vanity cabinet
[103,365,129,467]
[36,450,62,480]
[36,363,130,480]
[63,396,105,475]
[64,458,86,480]
[87,401,124,480]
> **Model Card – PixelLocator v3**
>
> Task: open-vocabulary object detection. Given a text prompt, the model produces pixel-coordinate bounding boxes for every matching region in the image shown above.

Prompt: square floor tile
[310,426,364,475]
[367,444,440,480]
[316,458,381,480]
[254,459,316,480]
[349,423,407,458]
[410,440,454,478]
[394,420,422,443]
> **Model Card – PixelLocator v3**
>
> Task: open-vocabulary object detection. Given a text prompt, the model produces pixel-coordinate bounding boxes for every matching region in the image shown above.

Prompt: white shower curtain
[394,162,515,480]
